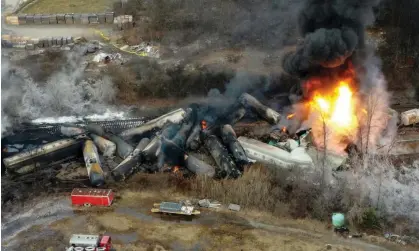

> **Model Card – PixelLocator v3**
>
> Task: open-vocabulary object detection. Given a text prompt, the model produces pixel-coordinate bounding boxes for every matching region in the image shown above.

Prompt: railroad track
[23,119,145,135]
[1,118,149,156]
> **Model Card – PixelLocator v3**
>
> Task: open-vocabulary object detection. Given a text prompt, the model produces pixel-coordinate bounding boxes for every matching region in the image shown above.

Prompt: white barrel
[85,247,95,251]
[74,247,84,251]
[401,109,419,126]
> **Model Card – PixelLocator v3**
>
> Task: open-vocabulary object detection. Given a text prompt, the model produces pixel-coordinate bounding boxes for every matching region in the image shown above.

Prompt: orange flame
[287,113,295,119]
[309,81,359,153]
[201,120,207,130]
[173,166,180,173]
[282,126,287,133]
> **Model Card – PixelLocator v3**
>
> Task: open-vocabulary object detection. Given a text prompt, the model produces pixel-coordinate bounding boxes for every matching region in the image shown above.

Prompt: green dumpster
[332,213,345,228]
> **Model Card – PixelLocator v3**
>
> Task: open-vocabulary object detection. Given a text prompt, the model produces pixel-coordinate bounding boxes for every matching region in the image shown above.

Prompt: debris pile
[92,52,123,65]
[198,199,221,209]
[127,43,160,58]
[2,94,418,187]
[384,233,419,246]
[400,108,419,126]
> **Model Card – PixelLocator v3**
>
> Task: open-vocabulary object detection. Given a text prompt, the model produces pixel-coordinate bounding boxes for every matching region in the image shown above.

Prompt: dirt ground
[2,187,416,251]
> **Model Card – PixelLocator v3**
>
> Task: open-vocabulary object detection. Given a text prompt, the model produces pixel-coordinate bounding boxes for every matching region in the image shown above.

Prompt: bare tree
[360,87,390,169]
[363,92,377,168]
[321,114,328,187]
[311,103,331,188]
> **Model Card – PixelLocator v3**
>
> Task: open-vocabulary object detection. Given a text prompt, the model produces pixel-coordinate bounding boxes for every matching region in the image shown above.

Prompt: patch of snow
[31,110,127,124]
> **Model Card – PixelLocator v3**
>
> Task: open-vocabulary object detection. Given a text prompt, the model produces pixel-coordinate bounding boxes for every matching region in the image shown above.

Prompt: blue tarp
[159,202,182,212]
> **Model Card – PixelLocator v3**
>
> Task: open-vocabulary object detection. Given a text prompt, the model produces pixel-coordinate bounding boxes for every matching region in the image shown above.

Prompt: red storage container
[71,188,114,207]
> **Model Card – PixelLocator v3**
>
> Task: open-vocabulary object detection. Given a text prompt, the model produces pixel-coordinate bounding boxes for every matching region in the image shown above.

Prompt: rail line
[12,118,147,135]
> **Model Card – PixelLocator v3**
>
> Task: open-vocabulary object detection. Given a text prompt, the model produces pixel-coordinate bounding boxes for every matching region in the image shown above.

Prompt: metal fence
[1,34,74,49]
[5,12,116,25]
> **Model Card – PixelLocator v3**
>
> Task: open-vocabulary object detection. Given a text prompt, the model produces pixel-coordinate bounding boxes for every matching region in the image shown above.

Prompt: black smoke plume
[283,0,381,78]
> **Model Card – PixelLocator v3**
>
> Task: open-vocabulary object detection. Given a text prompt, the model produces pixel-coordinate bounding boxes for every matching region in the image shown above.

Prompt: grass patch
[106,60,234,101]
[95,212,136,232]
[119,162,408,235]
[17,50,66,83]
[20,0,113,14]
[121,165,351,222]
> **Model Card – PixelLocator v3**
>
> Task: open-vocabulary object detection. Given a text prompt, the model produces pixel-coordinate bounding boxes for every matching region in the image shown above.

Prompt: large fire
[172,166,180,173]
[308,80,360,153]
[312,82,358,129]
[201,120,207,130]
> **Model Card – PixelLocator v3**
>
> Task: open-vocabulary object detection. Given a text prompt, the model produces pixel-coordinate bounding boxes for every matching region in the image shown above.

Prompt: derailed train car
[82,140,105,186]
[3,137,86,175]
[238,136,313,168]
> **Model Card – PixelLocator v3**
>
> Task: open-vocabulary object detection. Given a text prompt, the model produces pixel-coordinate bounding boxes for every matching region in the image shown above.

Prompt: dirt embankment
[3,186,414,251]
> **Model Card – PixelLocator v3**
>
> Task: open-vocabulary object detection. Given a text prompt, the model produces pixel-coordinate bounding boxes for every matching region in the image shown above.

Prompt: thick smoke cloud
[283,0,381,77]
[283,0,419,231]
[156,0,304,49]
[303,28,357,68]
[1,53,117,134]
[226,0,304,48]
[206,47,282,107]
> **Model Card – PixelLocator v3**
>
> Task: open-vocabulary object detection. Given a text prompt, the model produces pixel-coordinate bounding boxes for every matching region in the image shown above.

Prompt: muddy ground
[1,170,417,251]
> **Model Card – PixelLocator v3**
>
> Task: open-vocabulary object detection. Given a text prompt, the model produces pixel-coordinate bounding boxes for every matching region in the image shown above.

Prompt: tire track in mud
[248,220,395,251]
[1,197,73,247]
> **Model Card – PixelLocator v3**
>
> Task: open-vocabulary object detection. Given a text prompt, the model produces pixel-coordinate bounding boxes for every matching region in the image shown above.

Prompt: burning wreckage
[2,93,318,185]
[3,0,419,188]
[2,92,418,186]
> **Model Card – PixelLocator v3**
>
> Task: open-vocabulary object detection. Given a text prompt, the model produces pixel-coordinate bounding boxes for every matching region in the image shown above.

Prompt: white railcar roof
[69,234,100,246]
